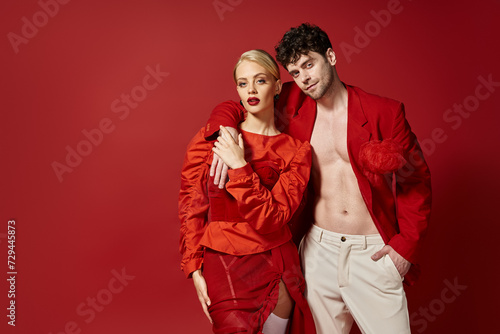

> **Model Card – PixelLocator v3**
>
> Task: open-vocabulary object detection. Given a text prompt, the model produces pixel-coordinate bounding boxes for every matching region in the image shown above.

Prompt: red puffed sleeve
[204,101,245,140]
[388,103,432,264]
[179,127,211,278]
[225,141,312,234]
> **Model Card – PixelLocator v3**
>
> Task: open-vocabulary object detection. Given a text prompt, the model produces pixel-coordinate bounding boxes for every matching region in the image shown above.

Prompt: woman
[179,50,315,334]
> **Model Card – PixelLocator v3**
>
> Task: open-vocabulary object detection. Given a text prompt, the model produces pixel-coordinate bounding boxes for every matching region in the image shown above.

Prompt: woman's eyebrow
[237,73,268,81]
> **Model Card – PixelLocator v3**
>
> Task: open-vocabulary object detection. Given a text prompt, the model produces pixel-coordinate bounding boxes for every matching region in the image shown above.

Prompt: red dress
[179,127,316,333]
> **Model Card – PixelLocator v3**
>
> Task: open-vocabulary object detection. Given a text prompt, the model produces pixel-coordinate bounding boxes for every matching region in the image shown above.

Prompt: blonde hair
[233,49,280,83]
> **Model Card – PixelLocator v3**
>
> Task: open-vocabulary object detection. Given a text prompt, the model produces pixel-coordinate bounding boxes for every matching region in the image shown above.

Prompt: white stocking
[262,312,289,334]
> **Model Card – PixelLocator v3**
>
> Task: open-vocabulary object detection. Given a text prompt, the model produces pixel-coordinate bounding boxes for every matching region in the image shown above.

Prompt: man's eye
[306,63,313,68]
[291,72,299,78]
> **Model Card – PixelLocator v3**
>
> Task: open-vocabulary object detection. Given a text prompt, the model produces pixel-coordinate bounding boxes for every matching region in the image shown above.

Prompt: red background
[1,0,499,333]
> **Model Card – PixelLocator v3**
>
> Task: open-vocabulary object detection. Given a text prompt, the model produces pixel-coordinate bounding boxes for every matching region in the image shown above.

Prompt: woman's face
[235,60,280,115]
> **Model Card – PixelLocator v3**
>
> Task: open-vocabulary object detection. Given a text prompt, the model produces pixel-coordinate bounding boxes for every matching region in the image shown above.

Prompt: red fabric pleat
[203,241,316,334]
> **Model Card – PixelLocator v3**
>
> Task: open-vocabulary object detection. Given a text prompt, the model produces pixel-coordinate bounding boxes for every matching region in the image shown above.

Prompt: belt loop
[362,236,367,250]
[318,230,323,243]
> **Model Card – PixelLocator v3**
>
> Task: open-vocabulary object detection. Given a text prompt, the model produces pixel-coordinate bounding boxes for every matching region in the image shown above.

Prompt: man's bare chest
[310,111,350,165]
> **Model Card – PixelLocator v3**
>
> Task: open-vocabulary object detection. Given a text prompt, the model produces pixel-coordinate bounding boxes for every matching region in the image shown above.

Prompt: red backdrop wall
[1,0,499,333]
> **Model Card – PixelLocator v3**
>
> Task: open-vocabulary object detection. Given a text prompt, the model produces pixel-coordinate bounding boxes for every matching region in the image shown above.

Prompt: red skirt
[203,241,316,334]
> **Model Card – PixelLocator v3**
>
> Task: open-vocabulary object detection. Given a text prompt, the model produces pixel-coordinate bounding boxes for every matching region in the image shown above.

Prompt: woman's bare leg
[262,280,294,333]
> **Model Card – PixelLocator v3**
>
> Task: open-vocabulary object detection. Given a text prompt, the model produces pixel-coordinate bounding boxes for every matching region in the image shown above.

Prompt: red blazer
[205,82,432,285]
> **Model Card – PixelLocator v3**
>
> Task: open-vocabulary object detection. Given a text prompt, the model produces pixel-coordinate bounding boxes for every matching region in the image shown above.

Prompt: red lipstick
[247,97,260,106]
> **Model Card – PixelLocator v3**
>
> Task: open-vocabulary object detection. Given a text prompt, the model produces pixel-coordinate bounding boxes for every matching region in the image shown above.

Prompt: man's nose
[301,72,310,84]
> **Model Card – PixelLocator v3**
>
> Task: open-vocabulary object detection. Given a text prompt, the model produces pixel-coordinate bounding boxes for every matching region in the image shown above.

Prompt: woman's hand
[192,269,213,324]
[212,126,246,170]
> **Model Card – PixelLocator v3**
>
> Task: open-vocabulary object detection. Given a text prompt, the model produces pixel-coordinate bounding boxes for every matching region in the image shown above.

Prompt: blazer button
[341,236,346,242]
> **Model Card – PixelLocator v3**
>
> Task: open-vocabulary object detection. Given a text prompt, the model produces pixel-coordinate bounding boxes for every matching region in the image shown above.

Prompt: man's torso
[309,97,378,235]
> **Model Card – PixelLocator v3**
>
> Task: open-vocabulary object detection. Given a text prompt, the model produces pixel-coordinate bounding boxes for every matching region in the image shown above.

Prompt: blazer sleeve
[388,103,432,264]
[204,100,246,140]
[178,128,211,278]
[225,141,312,234]
[203,83,302,140]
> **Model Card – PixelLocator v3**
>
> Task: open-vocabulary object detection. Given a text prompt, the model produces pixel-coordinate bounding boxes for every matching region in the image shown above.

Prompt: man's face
[286,50,335,100]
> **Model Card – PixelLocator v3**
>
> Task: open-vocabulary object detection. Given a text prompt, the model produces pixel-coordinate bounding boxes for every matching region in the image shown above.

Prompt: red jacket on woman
[179,127,311,278]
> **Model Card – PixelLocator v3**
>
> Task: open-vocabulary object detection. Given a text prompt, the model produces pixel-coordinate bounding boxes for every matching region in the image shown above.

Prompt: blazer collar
[289,82,371,141]
[294,83,368,124]
[346,84,368,128]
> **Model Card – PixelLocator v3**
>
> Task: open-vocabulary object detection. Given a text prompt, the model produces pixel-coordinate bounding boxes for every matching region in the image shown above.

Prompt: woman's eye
[257,79,266,84]
[238,82,247,87]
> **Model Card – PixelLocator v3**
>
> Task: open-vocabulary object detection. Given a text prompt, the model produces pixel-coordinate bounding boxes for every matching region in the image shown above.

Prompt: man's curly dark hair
[275,23,332,69]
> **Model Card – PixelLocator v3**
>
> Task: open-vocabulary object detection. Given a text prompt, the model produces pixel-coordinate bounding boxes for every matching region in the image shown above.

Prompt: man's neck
[316,79,347,114]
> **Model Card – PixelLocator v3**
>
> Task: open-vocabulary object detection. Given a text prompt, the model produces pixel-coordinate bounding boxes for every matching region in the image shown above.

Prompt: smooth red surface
[1,0,499,333]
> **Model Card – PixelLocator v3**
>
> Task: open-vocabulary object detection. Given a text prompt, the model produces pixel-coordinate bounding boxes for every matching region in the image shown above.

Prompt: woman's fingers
[219,126,230,141]
[213,141,227,150]
[218,164,229,189]
[218,137,230,147]
[220,126,237,144]
[210,153,228,187]
[197,292,213,323]
[193,270,213,324]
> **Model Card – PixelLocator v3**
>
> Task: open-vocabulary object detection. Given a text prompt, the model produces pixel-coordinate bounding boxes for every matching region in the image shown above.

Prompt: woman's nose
[248,83,256,93]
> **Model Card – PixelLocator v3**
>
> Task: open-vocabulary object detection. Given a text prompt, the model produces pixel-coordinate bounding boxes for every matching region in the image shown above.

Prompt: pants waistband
[308,224,384,247]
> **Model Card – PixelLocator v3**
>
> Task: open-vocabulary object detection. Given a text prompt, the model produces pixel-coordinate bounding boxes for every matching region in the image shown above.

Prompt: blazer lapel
[346,85,373,209]
[289,96,316,142]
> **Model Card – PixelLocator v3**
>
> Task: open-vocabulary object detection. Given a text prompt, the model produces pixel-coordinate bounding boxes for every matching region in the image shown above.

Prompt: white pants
[300,224,410,334]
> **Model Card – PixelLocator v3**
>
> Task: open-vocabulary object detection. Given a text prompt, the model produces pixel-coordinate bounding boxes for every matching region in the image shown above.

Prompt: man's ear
[326,48,337,66]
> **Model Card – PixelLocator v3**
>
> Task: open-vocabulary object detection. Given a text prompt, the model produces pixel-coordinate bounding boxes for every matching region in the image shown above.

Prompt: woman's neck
[240,110,280,136]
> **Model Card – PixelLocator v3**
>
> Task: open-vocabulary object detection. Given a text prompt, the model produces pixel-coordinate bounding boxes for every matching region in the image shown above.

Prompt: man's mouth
[306,83,317,91]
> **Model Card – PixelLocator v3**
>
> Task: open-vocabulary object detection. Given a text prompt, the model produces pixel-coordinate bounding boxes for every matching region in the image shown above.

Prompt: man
[205,23,431,333]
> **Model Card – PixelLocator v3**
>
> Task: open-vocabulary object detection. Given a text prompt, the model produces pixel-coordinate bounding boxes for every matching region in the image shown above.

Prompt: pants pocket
[384,254,404,282]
